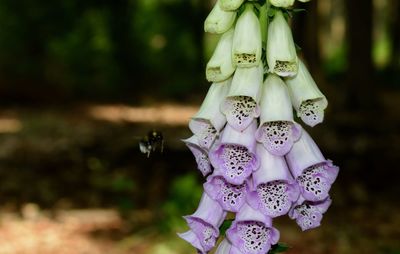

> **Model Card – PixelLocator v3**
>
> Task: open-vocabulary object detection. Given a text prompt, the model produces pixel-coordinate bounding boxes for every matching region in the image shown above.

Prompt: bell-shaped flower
[204,166,249,212]
[289,195,332,231]
[247,144,300,218]
[232,4,262,67]
[226,203,280,254]
[209,120,260,185]
[267,11,298,77]
[255,74,302,156]
[205,0,237,34]
[207,29,236,82]
[182,135,213,177]
[285,59,328,127]
[190,79,231,149]
[269,0,295,8]
[219,0,245,11]
[179,192,227,253]
[221,65,263,131]
[215,239,243,254]
[286,130,339,202]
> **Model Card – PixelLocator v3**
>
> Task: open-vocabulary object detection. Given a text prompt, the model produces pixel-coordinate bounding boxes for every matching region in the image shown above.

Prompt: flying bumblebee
[139,130,164,158]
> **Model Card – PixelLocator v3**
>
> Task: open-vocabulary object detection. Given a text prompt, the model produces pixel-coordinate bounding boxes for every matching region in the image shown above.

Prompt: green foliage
[269,243,290,254]
[160,173,202,232]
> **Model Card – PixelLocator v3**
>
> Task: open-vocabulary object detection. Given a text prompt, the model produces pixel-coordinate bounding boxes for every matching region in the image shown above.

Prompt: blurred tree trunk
[108,0,138,89]
[345,0,376,109]
[390,0,400,69]
[293,1,321,78]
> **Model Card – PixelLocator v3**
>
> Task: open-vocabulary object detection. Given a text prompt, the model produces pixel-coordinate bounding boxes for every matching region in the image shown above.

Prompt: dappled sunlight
[0,205,123,254]
[0,117,22,133]
[87,104,199,126]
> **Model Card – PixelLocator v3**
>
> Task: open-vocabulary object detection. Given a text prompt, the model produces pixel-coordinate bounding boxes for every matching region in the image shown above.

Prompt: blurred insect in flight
[139,130,164,158]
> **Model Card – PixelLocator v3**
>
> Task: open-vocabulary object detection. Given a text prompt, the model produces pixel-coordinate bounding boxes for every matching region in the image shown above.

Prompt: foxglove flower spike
[190,79,231,149]
[286,59,328,127]
[255,74,302,156]
[215,239,243,254]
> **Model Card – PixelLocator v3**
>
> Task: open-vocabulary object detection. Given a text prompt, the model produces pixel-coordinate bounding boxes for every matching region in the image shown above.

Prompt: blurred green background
[0,0,399,253]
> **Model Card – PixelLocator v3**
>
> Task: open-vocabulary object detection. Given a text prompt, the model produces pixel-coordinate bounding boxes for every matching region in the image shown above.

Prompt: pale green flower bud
[219,0,245,11]
[205,0,237,34]
[267,11,298,77]
[269,0,295,8]
[206,29,236,82]
[285,60,327,127]
[232,4,262,67]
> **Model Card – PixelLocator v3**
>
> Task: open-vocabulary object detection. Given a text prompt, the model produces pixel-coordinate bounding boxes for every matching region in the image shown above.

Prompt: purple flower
[190,79,231,149]
[178,192,227,253]
[286,130,339,202]
[255,74,302,156]
[209,120,260,185]
[247,144,300,218]
[226,203,280,254]
[289,196,332,231]
[182,135,213,177]
[215,239,244,254]
[204,167,249,212]
[221,65,263,131]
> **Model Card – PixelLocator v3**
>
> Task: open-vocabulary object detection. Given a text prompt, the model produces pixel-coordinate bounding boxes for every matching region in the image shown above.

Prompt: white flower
[267,11,298,77]
[204,0,237,34]
[255,74,302,156]
[219,0,245,11]
[206,29,236,82]
[285,59,327,127]
[232,3,262,67]
[221,65,263,131]
[269,0,295,8]
[189,79,231,149]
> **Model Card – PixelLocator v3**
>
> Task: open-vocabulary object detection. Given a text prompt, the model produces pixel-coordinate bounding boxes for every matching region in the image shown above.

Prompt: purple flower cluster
[178,1,339,253]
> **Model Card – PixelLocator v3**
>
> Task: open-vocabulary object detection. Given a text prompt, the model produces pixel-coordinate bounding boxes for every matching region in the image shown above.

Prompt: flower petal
[232,4,262,67]
[220,0,245,11]
[221,66,263,131]
[209,122,259,185]
[205,0,237,34]
[289,196,332,231]
[247,144,300,217]
[182,136,213,176]
[285,59,328,127]
[285,130,339,201]
[267,11,298,77]
[204,173,248,212]
[227,204,280,254]
[190,80,231,149]
[206,29,236,82]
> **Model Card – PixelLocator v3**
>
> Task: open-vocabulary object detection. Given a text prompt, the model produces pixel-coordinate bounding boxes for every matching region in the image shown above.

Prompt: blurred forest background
[0,0,399,253]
